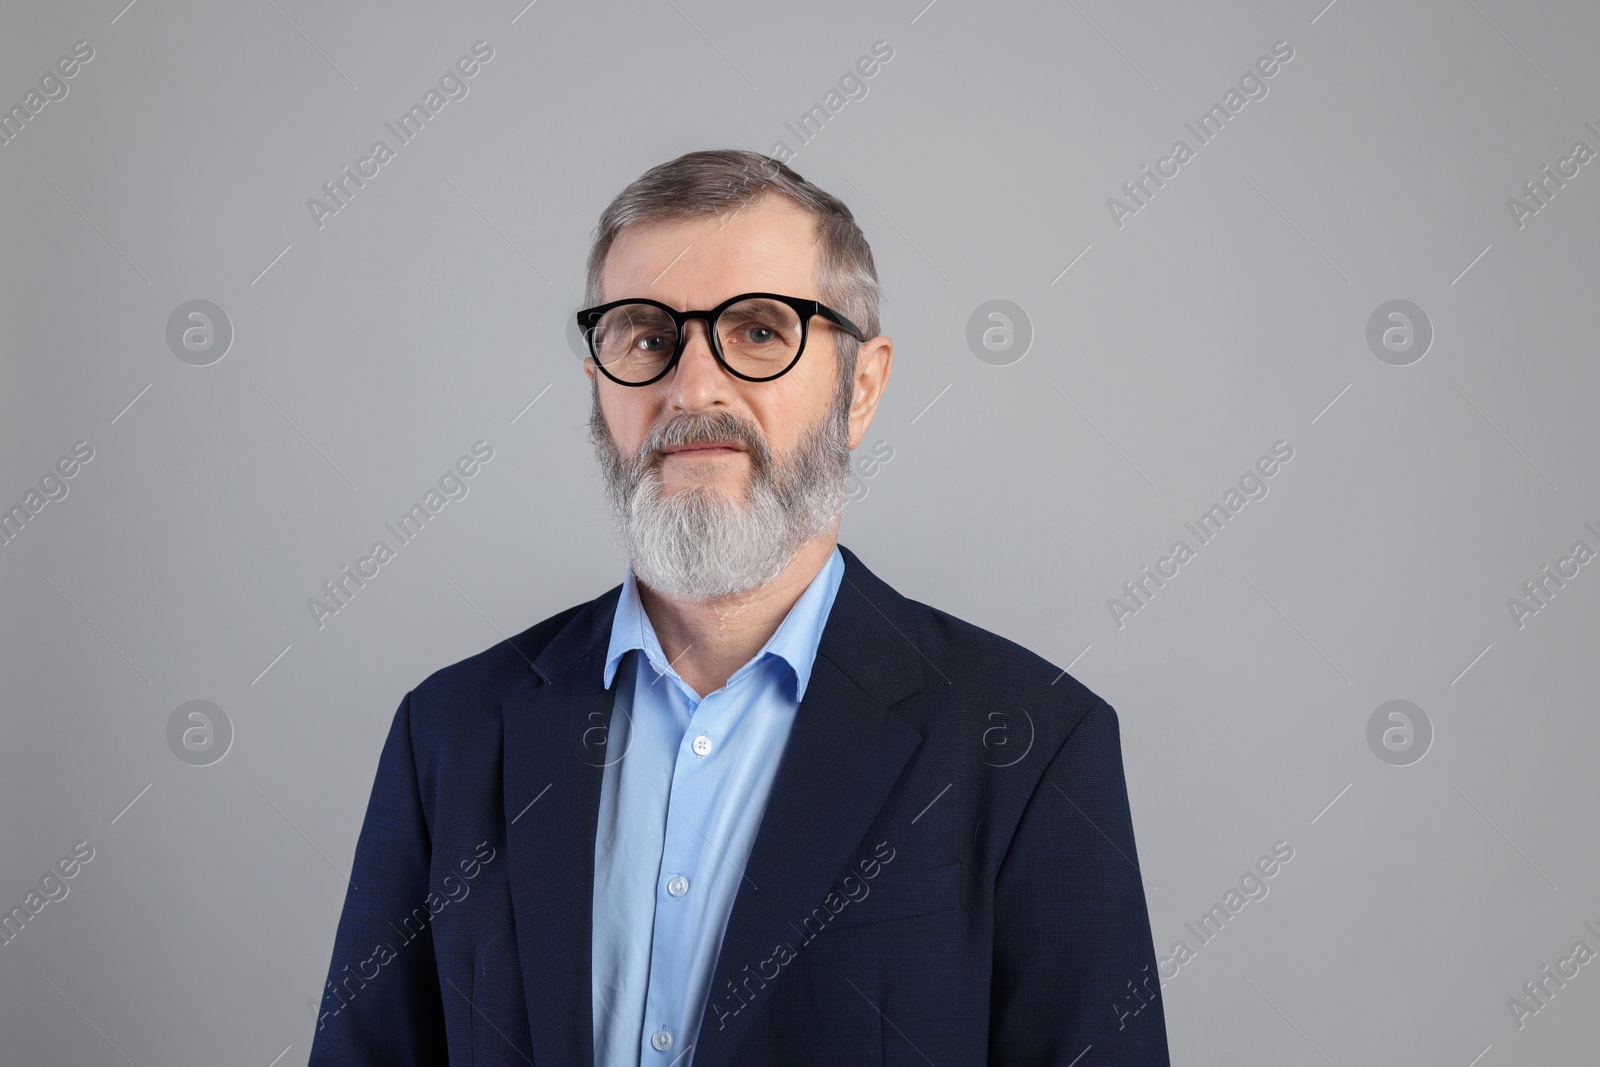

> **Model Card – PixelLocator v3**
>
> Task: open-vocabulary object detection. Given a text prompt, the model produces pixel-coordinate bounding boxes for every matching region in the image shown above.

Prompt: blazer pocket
[813,860,963,933]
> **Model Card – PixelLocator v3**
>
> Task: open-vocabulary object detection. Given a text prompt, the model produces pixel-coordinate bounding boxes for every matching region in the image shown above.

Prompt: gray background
[2,0,1597,1063]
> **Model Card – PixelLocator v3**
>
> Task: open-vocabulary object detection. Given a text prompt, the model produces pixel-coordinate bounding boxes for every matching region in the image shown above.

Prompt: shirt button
[651,1028,673,1051]
[692,734,713,756]
[667,875,689,897]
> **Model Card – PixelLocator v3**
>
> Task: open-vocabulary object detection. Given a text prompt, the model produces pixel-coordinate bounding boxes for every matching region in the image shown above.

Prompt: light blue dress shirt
[591,546,845,1067]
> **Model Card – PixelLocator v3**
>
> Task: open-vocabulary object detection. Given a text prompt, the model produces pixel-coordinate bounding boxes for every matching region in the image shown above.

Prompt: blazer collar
[502,544,929,1067]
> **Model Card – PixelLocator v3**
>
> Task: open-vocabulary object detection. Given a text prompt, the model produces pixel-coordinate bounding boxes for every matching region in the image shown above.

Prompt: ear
[846,334,893,450]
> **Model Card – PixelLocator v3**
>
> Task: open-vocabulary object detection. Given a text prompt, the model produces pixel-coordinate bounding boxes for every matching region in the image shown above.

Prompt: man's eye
[636,334,669,352]
[744,326,775,343]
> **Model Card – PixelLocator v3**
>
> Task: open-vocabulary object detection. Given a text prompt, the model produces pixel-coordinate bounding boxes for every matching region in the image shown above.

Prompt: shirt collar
[602,546,845,701]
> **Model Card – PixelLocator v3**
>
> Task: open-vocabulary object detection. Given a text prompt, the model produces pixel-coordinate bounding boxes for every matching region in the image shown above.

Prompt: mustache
[636,410,773,472]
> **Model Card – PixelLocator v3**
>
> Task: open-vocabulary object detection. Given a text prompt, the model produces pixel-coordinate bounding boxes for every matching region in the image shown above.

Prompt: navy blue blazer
[308,544,1169,1065]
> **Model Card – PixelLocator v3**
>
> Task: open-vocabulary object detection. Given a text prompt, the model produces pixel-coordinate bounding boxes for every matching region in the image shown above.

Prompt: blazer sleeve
[989,700,1170,1065]
[307,691,449,1065]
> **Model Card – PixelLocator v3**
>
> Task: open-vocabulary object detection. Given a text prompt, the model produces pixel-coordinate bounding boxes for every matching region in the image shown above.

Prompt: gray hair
[583,149,881,379]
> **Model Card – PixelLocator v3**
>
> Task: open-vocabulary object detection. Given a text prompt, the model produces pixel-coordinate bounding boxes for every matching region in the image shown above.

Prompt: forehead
[599,193,823,308]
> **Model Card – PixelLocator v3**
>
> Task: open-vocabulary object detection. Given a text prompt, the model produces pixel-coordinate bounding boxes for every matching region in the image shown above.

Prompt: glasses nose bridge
[673,307,726,365]
[676,307,718,344]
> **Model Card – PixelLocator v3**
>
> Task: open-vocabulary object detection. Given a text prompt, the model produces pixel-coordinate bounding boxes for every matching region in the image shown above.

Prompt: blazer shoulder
[408,593,605,718]
[906,596,1111,720]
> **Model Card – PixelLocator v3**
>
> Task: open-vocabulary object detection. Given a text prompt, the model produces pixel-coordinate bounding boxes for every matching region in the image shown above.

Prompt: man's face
[583,193,879,601]
[587,193,853,500]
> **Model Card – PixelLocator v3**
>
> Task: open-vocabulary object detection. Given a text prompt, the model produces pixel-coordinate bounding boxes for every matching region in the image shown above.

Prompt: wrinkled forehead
[598,194,824,309]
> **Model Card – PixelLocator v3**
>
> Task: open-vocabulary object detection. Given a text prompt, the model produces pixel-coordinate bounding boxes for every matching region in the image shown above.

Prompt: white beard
[590,383,852,601]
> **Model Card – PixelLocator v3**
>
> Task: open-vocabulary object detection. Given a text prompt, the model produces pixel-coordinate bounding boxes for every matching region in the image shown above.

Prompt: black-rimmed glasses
[575,292,867,386]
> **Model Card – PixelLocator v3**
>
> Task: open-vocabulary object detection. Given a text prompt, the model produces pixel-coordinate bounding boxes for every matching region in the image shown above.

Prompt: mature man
[308,150,1169,1065]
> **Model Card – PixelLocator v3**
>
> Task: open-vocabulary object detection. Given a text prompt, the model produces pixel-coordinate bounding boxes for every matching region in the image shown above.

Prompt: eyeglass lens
[590,297,806,382]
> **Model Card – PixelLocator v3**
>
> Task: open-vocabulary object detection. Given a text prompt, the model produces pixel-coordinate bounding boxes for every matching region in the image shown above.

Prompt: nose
[662,317,731,410]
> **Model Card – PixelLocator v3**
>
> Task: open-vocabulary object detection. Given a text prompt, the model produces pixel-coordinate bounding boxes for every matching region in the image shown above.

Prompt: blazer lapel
[501,587,620,1067]
[692,547,930,1067]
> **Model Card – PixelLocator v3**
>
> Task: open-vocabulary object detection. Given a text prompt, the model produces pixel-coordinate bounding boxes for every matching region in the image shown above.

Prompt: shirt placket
[638,676,731,1064]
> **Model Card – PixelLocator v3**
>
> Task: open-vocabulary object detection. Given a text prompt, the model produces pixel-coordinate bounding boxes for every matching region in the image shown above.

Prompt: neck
[635,528,839,700]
